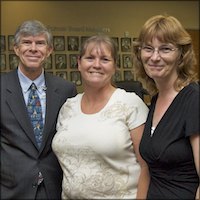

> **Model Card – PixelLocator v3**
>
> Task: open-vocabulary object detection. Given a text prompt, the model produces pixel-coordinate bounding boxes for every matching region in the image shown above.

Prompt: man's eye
[36,41,46,46]
[22,41,31,45]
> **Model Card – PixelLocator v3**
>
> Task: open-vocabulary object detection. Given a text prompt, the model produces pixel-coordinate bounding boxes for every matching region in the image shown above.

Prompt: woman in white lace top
[52,35,150,199]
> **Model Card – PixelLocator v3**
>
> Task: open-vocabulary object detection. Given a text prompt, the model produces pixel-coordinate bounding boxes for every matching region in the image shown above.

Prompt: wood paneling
[187,29,199,75]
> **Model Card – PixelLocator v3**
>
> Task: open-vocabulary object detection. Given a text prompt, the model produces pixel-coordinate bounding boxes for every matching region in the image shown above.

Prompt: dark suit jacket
[0,69,77,199]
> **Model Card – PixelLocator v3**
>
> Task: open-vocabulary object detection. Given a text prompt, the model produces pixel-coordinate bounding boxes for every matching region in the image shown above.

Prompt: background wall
[1,1,199,34]
[1,0,199,93]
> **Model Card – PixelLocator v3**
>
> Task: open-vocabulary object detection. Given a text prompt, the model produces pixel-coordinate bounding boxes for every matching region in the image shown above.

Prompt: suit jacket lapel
[39,73,63,152]
[5,70,38,148]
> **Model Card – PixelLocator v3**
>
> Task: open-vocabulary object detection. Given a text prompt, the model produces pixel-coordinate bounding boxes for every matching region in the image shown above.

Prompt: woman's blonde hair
[133,14,198,95]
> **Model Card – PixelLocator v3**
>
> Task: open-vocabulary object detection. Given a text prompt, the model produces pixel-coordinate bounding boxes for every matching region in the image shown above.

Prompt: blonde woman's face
[140,37,180,82]
[78,43,116,88]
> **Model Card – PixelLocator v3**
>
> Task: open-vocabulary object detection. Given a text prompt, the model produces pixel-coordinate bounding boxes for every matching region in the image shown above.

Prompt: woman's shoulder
[114,88,148,109]
[182,82,199,97]
[188,82,199,92]
[64,93,83,104]
[59,93,83,117]
[115,88,145,102]
[61,93,82,108]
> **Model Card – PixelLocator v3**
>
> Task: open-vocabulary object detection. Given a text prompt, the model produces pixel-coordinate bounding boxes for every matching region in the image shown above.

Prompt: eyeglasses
[141,45,178,57]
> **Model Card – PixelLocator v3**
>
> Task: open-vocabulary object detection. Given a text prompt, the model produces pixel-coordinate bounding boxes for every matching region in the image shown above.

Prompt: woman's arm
[190,133,200,200]
[131,124,150,199]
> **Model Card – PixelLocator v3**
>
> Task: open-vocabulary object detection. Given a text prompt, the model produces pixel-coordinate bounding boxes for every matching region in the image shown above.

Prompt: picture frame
[1,35,6,52]
[81,36,90,46]
[122,54,133,68]
[69,54,78,69]
[8,35,15,51]
[124,70,134,81]
[112,37,119,51]
[43,55,52,70]
[70,71,82,86]
[116,55,121,68]
[55,54,67,69]
[133,37,138,42]
[113,70,122,82]
[67,36,79,51]
[121,37,132,52]
[46,71,54,75]
[9,54,19,70]
[56,71,68,80]
[0,54,6,70]
[53,36,65,51]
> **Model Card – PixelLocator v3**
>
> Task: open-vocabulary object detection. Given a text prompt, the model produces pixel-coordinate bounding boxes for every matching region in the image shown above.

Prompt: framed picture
[8,35,15,51]
[43,55,52,69]
[122,54,133,68]
[121,37,131,52]
[56,71,68,80]
[69,54,78,69]
[0,54,6,70]
[112,37,119,51]
[113,70,122,82]
[55,54,67,69]
[81,36,90,46]
[67,36,79,51]
[70,71,82,86]
[124,70,134,81]
[53,36,65,51]
[1,35,6,52]
[46,71,54,75]
[9,54,19,70]
[116,55,121,68]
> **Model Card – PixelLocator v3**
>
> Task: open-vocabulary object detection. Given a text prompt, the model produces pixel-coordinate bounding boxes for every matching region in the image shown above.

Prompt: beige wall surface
[1,0,199,36]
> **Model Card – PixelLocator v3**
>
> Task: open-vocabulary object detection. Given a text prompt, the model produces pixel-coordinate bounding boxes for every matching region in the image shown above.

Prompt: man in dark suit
[0,20,77,199]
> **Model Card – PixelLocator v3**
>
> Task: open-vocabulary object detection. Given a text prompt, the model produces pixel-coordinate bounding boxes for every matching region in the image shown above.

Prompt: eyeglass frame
[139,44,178,57]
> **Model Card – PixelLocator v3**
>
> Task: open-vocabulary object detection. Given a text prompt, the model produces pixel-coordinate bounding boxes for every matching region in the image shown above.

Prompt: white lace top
[52,89,149,199]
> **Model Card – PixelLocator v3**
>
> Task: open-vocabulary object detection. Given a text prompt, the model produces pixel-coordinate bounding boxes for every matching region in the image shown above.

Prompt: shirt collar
[17,68,46,94]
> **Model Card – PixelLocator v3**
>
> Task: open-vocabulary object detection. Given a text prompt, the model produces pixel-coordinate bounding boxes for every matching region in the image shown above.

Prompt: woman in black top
[133,14,199,199]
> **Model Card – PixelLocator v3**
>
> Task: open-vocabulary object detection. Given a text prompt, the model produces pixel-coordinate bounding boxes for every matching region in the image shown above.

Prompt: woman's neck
[81,85,116,114]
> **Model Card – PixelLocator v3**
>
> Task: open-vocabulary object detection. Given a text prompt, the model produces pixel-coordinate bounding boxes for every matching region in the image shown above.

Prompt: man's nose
[30,42,37,50]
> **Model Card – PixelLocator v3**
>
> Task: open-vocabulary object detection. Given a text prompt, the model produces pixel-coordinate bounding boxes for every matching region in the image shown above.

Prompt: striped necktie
[27,83,44,148]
